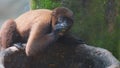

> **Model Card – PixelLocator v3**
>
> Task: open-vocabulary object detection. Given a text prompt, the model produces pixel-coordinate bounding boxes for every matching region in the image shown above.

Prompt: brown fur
[0,19,20,50]
[0,7,74,56]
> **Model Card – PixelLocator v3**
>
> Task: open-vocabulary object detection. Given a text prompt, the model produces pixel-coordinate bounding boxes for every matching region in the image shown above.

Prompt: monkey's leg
[0,19,19,50]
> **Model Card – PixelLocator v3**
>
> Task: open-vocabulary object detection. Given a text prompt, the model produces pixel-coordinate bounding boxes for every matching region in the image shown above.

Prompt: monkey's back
[15,9,52,41]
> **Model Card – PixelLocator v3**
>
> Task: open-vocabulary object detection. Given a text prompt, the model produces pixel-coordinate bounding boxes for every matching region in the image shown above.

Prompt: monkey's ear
[51,11,56,16]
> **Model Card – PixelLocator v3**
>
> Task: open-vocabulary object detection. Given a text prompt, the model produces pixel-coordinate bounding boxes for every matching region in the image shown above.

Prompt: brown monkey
[0,7,74,56]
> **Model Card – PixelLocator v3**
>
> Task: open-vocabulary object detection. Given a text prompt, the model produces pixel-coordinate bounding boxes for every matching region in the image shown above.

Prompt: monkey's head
[51,7,74,35]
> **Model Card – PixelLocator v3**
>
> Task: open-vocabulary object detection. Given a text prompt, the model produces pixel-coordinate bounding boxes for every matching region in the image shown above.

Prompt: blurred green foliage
[30,0,61,9]
[31,0,120,60]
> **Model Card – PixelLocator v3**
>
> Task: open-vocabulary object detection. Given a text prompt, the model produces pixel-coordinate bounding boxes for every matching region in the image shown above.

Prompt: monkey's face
[52,7,74,35]
[56,16,73,30]
[53,16,73,36]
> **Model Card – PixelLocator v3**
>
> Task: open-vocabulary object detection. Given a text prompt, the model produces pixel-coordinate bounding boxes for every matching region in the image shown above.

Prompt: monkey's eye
[58,16,64,23]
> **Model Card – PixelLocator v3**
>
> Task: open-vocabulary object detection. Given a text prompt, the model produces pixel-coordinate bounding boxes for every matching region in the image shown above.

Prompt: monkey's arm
[25,23,61,56]
[26,32,59,56]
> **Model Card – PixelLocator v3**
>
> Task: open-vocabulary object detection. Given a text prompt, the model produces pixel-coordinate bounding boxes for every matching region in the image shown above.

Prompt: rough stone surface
[0,43,119,68]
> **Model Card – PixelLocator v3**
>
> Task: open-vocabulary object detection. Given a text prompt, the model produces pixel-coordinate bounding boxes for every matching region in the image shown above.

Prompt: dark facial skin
[54,16,73,36]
